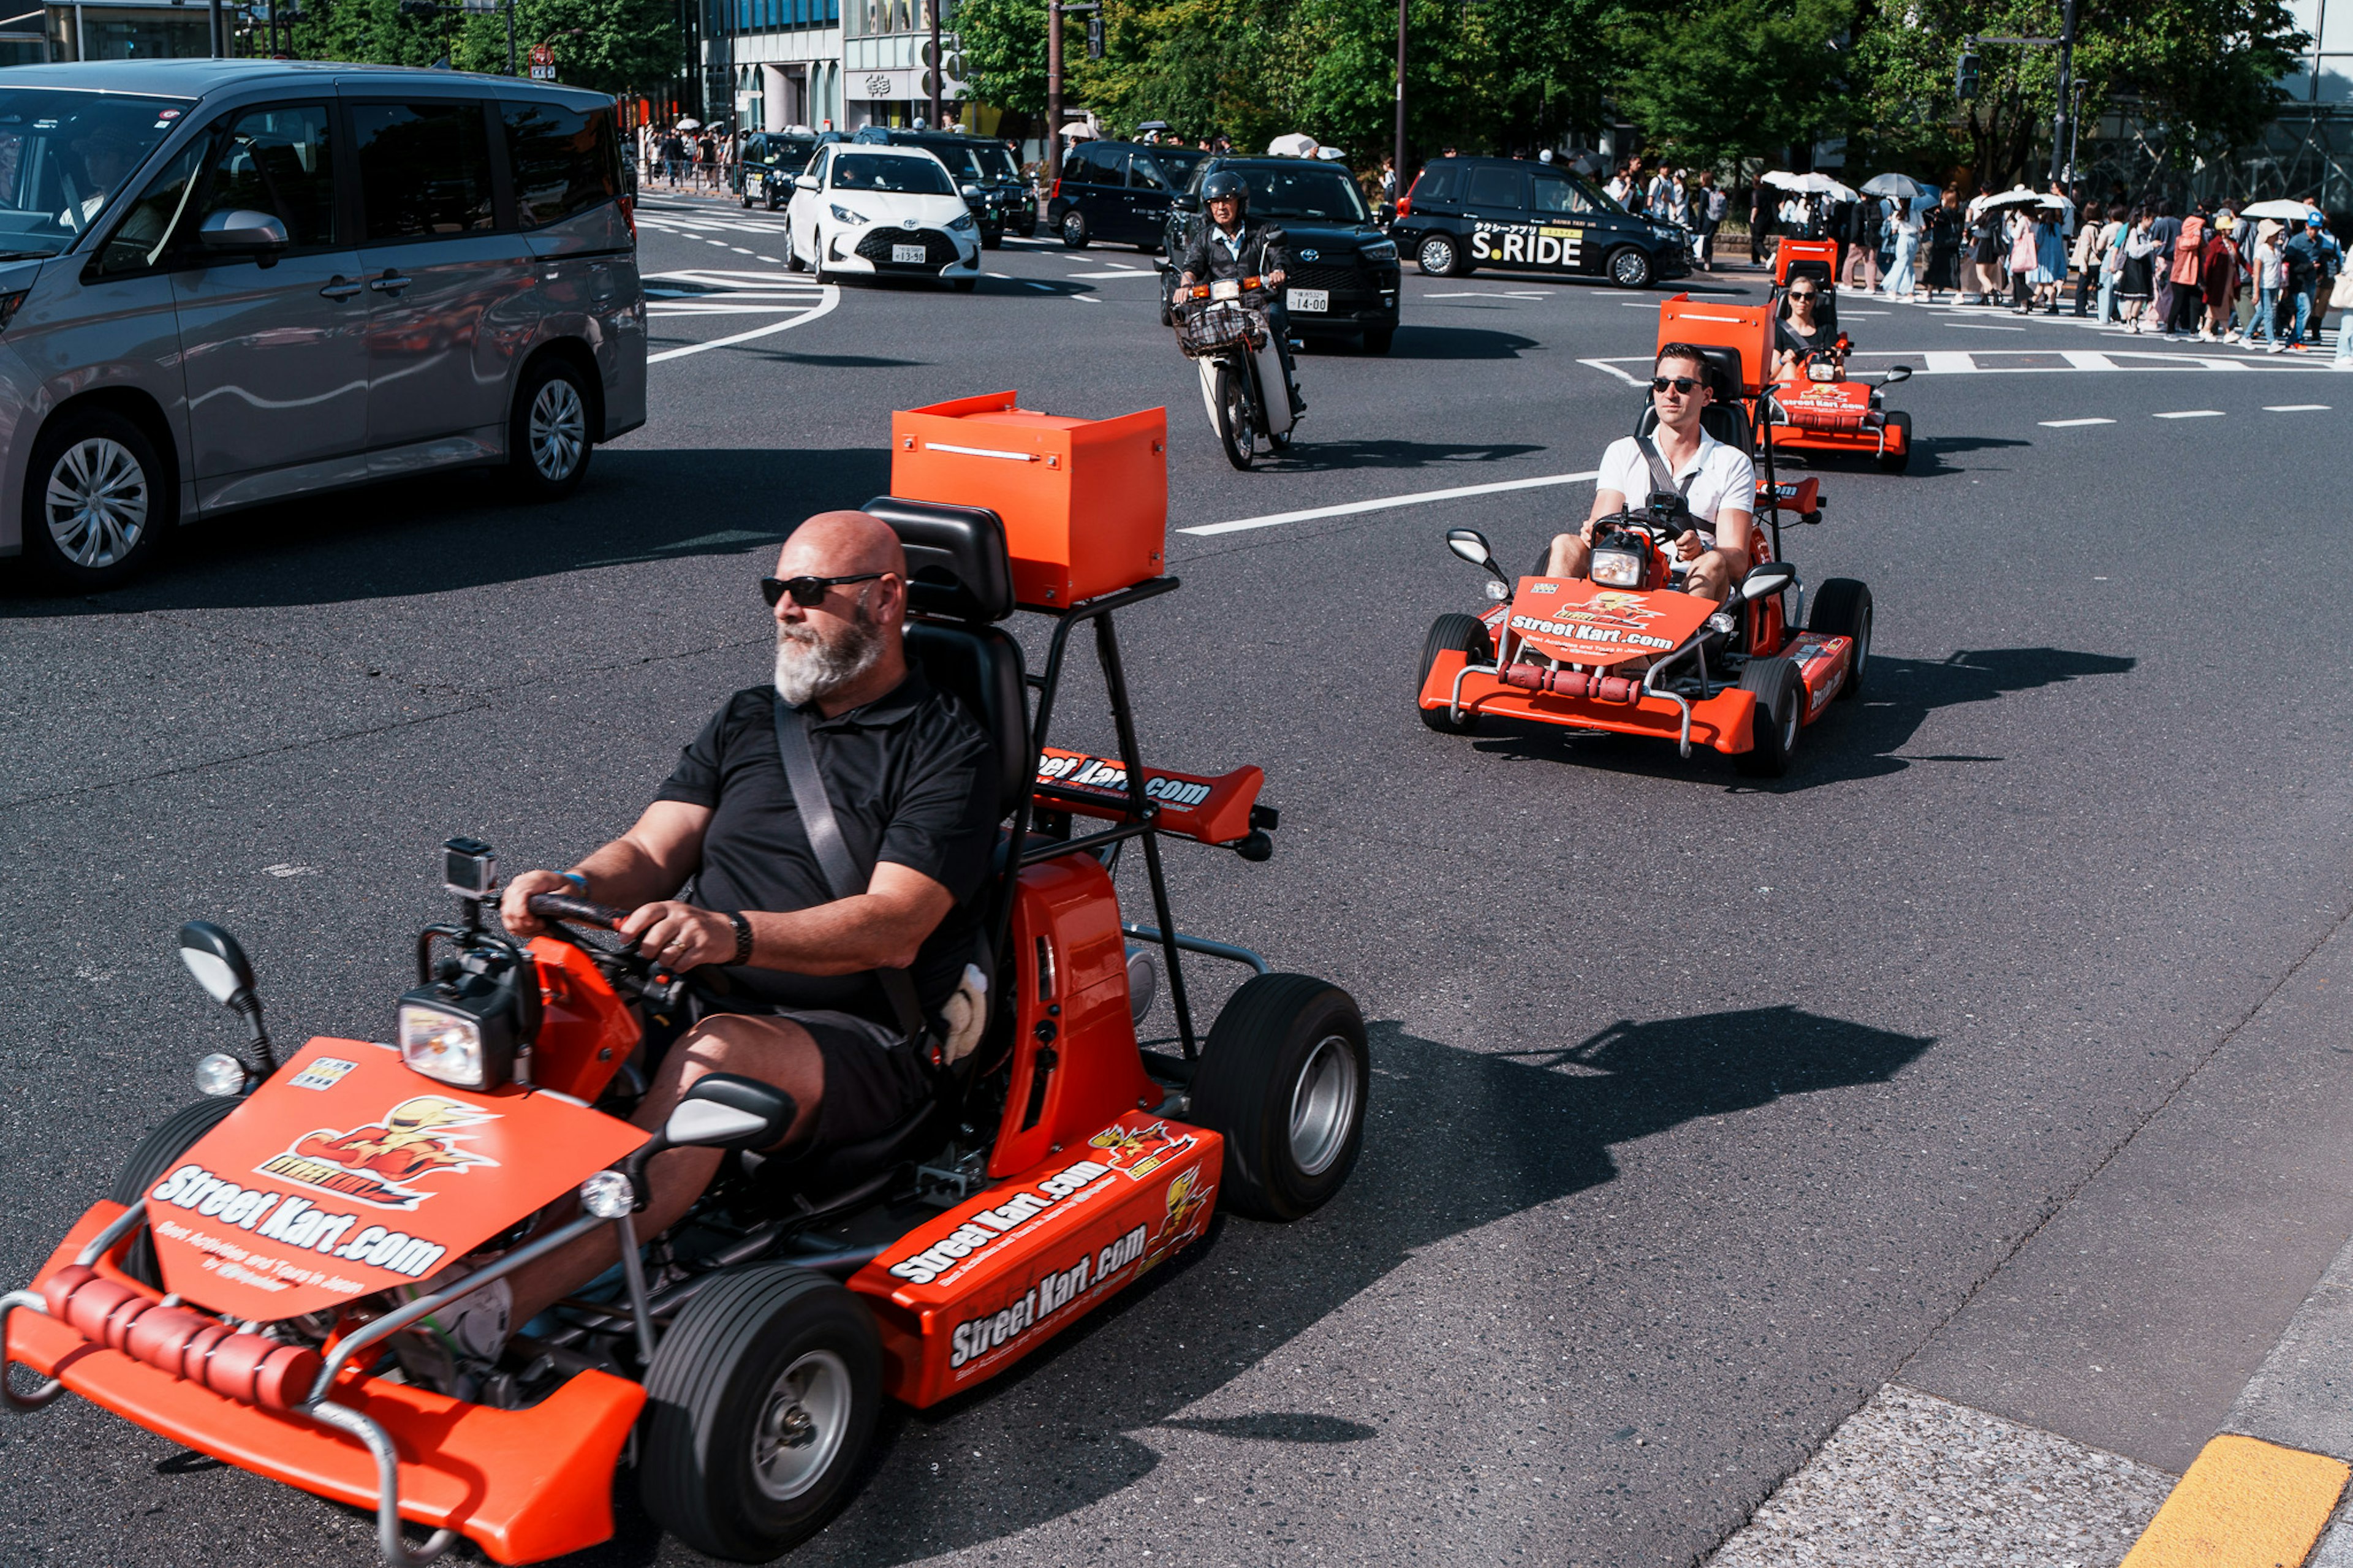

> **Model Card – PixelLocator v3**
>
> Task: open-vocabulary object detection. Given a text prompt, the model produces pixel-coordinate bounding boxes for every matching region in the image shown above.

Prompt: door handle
[368,270,412,294]
[319,278,362,300]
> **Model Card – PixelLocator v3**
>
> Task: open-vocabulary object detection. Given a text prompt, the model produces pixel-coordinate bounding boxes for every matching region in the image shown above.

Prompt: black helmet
[1202,170,1249,214]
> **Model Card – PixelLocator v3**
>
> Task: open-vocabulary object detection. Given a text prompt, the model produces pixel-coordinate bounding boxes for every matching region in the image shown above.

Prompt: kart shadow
[1260,438,1545,474]
[1464,647,2137,790]
[559,1009,1931,1568]
[0,447,895,612]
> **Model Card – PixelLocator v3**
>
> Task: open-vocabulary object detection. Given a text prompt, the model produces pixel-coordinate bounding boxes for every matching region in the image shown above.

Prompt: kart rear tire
[1807,578,1871,701]
[1879,410,1913,472]
[1418,613,1492,733]
[1189,973,1368,1221]
[109,1096,241,1288]
[1735,656,1802,778]
[640,1263,881,1562]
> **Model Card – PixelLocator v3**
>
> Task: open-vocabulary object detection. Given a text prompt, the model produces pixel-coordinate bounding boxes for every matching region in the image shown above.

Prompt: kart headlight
[578,1169,635,1219]
[830,203,869,225]
[398,1002,490,1088]
[948,211,976,233]
[1707,610,1738,634]
[1808,362,1839,382]
[194,1051,251,1098]
[1358,239,1398,263]
[1483,579,1510,602]
[1590,548,1645,588]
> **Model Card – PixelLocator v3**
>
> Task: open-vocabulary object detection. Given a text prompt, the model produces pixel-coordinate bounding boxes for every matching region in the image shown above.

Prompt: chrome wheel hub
[751,1350,849,1501]
[45,437,148,569]
[528,378,586,481]
[1287,1034,1359,1177]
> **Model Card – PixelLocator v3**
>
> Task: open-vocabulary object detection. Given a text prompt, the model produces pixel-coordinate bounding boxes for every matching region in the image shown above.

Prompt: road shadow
[0,447,893,614]
[1262,439,1546,474]
[1770,434,2033,478]
[1462,647,2138,789]
[1384,325,1544,360]
[563,1008,1934,1567]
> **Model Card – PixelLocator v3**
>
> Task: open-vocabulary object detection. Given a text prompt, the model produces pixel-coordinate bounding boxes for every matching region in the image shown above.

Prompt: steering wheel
[522,891,645,956]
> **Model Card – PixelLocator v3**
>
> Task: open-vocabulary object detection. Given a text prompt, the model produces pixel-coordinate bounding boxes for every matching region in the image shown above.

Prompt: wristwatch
[727,912,754,966]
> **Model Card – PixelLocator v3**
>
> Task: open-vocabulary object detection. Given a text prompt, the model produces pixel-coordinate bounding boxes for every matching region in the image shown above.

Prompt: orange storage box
[1657,295,1773,394]
[891,392,1167,608]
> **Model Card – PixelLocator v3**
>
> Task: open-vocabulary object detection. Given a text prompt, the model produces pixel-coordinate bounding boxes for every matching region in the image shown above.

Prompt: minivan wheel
[1417,234,1463,277]
[1061,210,1089,248]
[25,407,172,589]
[509,357,594,499]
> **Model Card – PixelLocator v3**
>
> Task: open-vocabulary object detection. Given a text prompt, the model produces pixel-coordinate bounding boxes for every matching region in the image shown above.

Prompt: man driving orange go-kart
[1545,342,1759,602]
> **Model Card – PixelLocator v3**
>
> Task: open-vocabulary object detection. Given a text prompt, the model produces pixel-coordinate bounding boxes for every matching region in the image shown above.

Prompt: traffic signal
[1955,49,1981,100]
[1086,14,1103,57]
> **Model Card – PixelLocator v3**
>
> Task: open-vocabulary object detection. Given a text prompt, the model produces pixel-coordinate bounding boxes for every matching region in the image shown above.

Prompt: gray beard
[775,615,882,706]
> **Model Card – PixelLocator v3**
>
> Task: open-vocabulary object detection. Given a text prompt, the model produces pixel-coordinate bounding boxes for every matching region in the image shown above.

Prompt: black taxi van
[1390,155,1691,288]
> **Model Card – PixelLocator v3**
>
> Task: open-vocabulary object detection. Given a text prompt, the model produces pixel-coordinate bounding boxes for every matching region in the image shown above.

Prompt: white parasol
[1760,169,1859,202]
[1267,132,1319,158]
[673,117,702,131]
[2240,197,2321,221]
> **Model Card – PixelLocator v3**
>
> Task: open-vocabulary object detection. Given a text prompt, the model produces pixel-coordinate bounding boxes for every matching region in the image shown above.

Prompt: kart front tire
[641,1263,880,1562]
[1807,578,1872,701]
[110,1096,241,1287]
[1418,612,1492,733]
[1735,655,1802,778]
[1879,410,1914,473]
[1190,973,1368,1221]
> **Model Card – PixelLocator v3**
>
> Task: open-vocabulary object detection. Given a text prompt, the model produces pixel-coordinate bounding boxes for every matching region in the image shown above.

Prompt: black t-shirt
[655,672,998,1025]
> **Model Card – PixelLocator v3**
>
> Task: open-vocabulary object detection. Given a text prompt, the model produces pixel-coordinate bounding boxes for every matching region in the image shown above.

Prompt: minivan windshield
[1215,164,1369,224]
[1139,146,1207,189]
[930,142,1018,183]
[831,152,955,195]
[0,89,191,254]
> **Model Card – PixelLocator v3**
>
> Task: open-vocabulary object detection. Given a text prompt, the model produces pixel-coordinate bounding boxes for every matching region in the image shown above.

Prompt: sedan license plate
[1286,288,1329,313]
[892,243,926,264]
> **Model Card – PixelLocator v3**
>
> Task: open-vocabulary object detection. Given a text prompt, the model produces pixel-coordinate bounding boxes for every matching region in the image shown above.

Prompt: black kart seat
[860,495,1014,622]
[908,621,1028,816]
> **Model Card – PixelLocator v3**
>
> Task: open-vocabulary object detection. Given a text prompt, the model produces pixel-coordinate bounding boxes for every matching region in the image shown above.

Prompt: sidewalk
[1708,903,2353,1566]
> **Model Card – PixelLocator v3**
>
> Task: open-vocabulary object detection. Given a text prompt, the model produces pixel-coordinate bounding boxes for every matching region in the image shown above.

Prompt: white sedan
[784,144,982,290]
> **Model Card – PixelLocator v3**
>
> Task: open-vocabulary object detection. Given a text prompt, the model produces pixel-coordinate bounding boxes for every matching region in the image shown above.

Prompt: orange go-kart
[1765,237,1917,473]
[4,494,1365,1566]
[1414,297,1873,776]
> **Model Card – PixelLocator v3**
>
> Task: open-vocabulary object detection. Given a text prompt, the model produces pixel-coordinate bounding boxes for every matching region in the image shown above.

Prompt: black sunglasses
[1650,375,1703,395]
[1789,289,1820,300]
[760,572,885,608]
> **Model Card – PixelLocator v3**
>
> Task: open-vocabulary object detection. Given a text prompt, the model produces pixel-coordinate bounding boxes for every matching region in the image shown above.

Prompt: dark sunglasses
[760,571,885,608]
[1650,375,1703,395]
[1789,289,1820,300]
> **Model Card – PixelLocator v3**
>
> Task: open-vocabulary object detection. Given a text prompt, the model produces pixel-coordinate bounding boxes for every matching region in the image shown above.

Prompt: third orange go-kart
[2,403,1367,1566]
[1764,238,1917,473]
[1413,297,1873,776]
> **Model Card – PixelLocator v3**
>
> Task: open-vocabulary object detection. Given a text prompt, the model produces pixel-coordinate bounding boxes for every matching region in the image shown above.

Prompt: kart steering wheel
[522,892,651,960]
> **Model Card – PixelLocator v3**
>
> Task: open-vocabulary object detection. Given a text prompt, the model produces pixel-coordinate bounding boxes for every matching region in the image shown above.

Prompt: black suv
[1391,155,1690,288]
[734,132,819,210]
[851,127,1031,244]
[1046,140,1211,251]
[1158,156,1402,353]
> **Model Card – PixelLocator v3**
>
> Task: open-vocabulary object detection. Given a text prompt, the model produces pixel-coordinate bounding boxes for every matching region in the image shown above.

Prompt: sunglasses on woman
[1789,289,1819,300]
[760,572,885,607]
[1650,375,1702,395]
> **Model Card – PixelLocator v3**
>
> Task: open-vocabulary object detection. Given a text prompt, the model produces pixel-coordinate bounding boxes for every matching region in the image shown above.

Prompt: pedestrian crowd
[635,121,735,194]
[1601,157,1730,270]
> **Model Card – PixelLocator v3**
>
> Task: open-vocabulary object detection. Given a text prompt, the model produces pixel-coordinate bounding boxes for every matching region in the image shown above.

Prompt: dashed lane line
[1182,469,1601,537]
[2154,409,2226,419]
[2040,418,2116,427]
[2265,403,2332,411]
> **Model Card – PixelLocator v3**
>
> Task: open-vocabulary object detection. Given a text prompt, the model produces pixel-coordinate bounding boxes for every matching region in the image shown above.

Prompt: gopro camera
[442,837,498,900]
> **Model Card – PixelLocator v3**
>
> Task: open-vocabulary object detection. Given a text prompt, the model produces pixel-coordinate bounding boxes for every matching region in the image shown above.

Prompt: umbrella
[1862,173,1932,200]
[1059,121,1097,140]
[1314,146,1346,161]
[1565,150,1607,176]
[1267,132,1319,158]
[2241,197,2319,221]
[674,117,702,131]
[1760,169,1859,201]
[1972,185,2042,213]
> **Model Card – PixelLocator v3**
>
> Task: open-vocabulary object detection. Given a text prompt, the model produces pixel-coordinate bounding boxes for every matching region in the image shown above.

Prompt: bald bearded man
[396,512,998,1381]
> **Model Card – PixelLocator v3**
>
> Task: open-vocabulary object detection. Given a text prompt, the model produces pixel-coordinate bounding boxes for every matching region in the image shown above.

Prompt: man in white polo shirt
[1544,343,1758,601]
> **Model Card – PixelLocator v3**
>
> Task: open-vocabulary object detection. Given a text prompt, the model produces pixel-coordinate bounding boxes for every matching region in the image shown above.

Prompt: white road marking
[757,256,779,263]
[2040,418,2115,427]
[2265,403,2332,411]
[2153,409,2225,419]
[729,246,753,254]
[645,277,840,363]
[1069,268,1159,279]
[1182,470,1602,537]
[1922,352,1980,374]
[1072,293,1102,303]
[1946,322,2026,331]
[1578,357,1648,386]
[1582,347,2346,380]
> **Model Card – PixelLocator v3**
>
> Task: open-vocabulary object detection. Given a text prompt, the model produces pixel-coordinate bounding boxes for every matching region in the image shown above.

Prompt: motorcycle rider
[1176,169,1306,418]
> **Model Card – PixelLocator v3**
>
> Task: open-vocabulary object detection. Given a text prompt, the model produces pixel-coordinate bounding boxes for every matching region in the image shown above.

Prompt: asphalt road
[4,194,2352,1568]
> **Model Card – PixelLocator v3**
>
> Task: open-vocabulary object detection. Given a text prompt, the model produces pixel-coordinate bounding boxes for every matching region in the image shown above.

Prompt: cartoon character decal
[255,1096,500,1211]
[1088,1119,1200,1182]
[1140,1163,1216,1275]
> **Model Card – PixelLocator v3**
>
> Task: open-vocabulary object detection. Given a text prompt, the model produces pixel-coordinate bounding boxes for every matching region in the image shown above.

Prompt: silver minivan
[0,59,647,587]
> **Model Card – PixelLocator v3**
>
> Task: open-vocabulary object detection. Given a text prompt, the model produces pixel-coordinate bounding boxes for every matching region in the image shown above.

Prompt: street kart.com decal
[887,1159,1115,1287]
[253,1095,499,1212]
[1509,613,1678,652]
[149,1163,449,1283]
[1469,224,1586,268]
[1088,1119,1199,1181]
[1035,752,1213,809]
[950,1224,1149,1371]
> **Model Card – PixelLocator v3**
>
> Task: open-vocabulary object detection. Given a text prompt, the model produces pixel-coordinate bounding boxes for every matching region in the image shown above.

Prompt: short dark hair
[1656,341,1710,377]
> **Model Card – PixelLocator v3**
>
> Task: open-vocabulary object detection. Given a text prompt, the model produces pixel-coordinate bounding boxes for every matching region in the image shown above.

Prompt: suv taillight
[620,194,635,241]
[1396,192,1412,219]
[1049,177,1061,202]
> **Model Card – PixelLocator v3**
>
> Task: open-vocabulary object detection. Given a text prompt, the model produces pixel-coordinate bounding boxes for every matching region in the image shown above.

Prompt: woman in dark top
[1969,206,2003,303]
[1773,279,1833,376]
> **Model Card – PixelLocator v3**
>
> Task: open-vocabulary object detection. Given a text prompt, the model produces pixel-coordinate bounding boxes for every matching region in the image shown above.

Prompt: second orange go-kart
[1413,297,1873,777]
[1765,238,1917,474]
[3,475,1367,1564]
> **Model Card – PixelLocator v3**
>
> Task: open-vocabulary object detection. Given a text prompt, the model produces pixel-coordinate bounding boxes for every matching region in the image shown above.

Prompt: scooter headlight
[1211,278,1241,301]
[1590,548,1645,588]
[398,1002,490,1088]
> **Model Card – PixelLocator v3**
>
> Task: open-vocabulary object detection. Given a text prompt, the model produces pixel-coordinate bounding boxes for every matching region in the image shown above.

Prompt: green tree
[1457,0,1629,153]
[449,0,683,93]
[958,0,1058,118]
[1613,0,1861,169]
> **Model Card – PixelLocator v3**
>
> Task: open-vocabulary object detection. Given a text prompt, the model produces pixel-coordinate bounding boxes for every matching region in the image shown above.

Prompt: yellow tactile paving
[2120,1434,2350,1568]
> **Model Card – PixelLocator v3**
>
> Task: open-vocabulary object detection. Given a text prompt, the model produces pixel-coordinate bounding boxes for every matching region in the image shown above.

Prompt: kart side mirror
[180,920,256,1007]
[1881,364,1914,384]
[1737,562,1798,602]
[662,1073,797,1151]
[1446,528,1504,580]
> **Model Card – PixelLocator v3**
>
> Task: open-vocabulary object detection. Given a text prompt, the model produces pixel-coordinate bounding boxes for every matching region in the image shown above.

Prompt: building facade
[697,0,965,134]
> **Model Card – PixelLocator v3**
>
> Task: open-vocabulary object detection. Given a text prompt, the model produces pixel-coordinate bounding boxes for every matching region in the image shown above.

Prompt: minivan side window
[193,104,338,250]
[1529,172,1591,215]
[1059,146,1091,186]
[1411,164,1458,204]
[94,138,206,276]
[351,102,494,241]
[502,100,619,229]
[1465,165,1523,209]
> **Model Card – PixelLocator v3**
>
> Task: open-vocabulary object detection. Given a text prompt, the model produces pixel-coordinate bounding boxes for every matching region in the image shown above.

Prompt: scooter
[1174,276,1298,470]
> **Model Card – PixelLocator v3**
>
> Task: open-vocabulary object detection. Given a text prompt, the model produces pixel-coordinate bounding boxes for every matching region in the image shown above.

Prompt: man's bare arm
[1586,487,1629,533]
[623,862,956,974]
[501,800,711,934]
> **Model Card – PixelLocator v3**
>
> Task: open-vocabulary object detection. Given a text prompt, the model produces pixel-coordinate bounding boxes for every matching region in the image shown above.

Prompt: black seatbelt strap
[1634,433,1700,500]
[772,694,933,1055]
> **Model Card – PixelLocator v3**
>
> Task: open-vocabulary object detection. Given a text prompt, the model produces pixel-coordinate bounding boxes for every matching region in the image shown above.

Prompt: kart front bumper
[1419,650,1759,754]
[1768,405,1907,457]
[6,1202,643,1566]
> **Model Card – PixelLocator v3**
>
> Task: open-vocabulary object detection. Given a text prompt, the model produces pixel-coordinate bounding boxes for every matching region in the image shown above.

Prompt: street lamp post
[1393,0,1405,197]
[2049,0,2077,184]
[1048,0,1061,174]
[927,0,941,127]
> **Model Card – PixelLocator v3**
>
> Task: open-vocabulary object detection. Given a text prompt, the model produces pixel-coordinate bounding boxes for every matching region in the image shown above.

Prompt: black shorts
[792,1008,936,1146]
